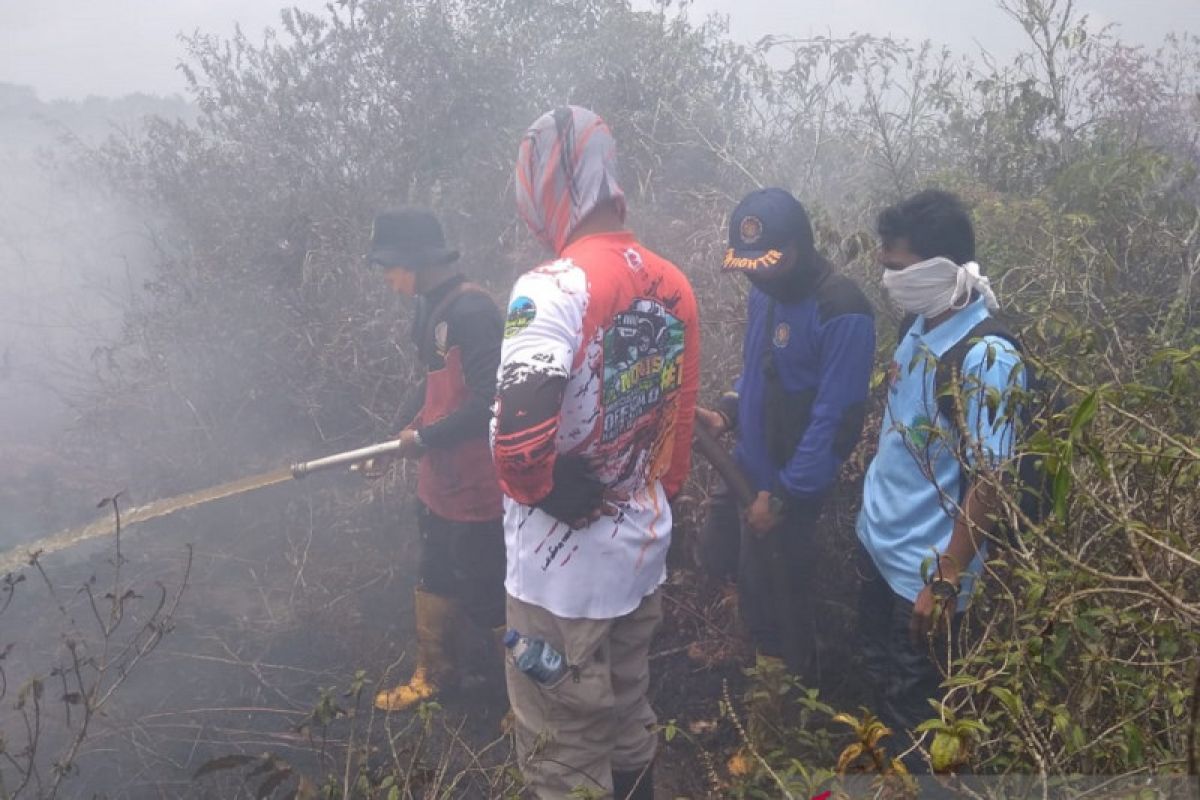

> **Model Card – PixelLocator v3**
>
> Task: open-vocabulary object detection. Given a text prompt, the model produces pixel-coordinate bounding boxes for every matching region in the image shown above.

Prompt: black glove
[536,454,606,525]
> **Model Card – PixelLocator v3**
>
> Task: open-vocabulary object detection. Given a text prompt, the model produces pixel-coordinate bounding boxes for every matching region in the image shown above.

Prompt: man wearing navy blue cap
[697,188,875,682]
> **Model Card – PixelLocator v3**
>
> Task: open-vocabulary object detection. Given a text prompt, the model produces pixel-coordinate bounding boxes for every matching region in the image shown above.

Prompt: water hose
[692,426,806,675]
[289,439,404,478]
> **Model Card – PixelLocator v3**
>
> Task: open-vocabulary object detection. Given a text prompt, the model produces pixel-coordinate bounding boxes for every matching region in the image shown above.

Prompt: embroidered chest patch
[773,322,791,348]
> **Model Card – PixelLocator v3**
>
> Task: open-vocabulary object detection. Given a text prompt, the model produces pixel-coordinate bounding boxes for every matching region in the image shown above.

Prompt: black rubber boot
[612,764,653,800]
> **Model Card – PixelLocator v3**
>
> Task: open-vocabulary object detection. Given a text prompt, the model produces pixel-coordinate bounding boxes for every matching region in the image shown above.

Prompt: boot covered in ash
[375,589,460,711]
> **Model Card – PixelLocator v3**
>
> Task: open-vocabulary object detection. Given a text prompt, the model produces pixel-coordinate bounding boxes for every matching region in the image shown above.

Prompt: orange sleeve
[662,275,700,499]
[493,378,567,505]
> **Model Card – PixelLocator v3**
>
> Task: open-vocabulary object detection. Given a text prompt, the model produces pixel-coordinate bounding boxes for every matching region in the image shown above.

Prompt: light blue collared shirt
[857,298,1026,606]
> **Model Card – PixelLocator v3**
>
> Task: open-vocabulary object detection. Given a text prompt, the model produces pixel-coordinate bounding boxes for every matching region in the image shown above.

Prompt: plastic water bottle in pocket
[504,629,569,685]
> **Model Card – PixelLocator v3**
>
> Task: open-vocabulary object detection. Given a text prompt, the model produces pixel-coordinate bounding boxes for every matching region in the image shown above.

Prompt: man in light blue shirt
[857,190,1025,770]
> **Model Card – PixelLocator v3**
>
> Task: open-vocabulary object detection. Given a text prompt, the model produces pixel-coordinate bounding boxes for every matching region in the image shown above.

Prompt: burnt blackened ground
[2,470,873,799]
[651,484,873,799]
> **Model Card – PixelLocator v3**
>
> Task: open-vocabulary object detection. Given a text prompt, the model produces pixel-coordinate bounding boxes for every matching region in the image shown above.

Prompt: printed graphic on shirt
[493,236,699,620]
[773,322,790,348]
[622,247,644,272]
[505,296,537,339]
[601,299,685,445]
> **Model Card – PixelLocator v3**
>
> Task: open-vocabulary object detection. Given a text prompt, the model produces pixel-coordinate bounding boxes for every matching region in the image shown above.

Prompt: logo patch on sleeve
[505,296,537,338]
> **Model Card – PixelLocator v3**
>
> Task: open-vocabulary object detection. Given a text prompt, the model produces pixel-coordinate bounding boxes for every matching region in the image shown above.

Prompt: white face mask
[881,257,998,317]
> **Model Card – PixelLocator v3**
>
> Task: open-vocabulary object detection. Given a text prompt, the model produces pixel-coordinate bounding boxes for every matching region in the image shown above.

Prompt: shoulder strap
[420,281,490,358]
[932,316,1023,504]
[935,316,1022,431]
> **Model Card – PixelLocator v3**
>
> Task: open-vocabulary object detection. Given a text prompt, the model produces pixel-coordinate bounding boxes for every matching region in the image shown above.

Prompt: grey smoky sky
[0,0,1197,100]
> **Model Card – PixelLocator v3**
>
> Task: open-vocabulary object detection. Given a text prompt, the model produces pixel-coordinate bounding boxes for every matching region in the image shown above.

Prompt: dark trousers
[856,545,961,772]
[416,502,505,630]
[737,501,821,679]
[697,481,740,581]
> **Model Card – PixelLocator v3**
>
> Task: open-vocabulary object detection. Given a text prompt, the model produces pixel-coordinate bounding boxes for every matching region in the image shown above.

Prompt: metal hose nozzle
[290,439,404,479]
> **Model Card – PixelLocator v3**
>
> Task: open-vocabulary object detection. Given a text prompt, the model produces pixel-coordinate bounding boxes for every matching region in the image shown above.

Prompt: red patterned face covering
[514,106,626,255]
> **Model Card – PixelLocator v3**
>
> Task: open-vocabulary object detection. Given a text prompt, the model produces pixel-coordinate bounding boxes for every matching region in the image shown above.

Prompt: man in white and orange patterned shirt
[493,106,699,800]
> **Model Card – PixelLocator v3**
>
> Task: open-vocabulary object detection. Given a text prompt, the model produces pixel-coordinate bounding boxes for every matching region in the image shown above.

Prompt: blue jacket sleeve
[776,313,876,499]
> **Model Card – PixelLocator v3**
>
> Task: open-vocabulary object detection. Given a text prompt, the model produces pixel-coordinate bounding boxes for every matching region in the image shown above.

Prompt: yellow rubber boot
[375,590,459,712]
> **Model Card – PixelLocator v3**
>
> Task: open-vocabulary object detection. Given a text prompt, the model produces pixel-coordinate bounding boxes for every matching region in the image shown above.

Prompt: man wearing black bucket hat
[696,189,875,713]
[364,207,507,712]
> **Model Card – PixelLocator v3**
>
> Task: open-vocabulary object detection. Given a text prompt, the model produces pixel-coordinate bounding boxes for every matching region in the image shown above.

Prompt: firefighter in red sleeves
[494,106,700,800]
[365,207,506,712]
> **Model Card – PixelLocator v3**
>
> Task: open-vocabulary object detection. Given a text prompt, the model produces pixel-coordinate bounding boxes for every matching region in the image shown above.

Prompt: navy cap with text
[722,188,814,276]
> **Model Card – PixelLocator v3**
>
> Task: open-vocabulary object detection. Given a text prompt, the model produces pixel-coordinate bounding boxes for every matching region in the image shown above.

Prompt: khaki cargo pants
[505,590,663,800]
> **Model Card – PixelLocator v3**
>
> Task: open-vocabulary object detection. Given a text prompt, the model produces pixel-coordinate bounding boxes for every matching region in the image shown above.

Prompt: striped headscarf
[515,106,626,255]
